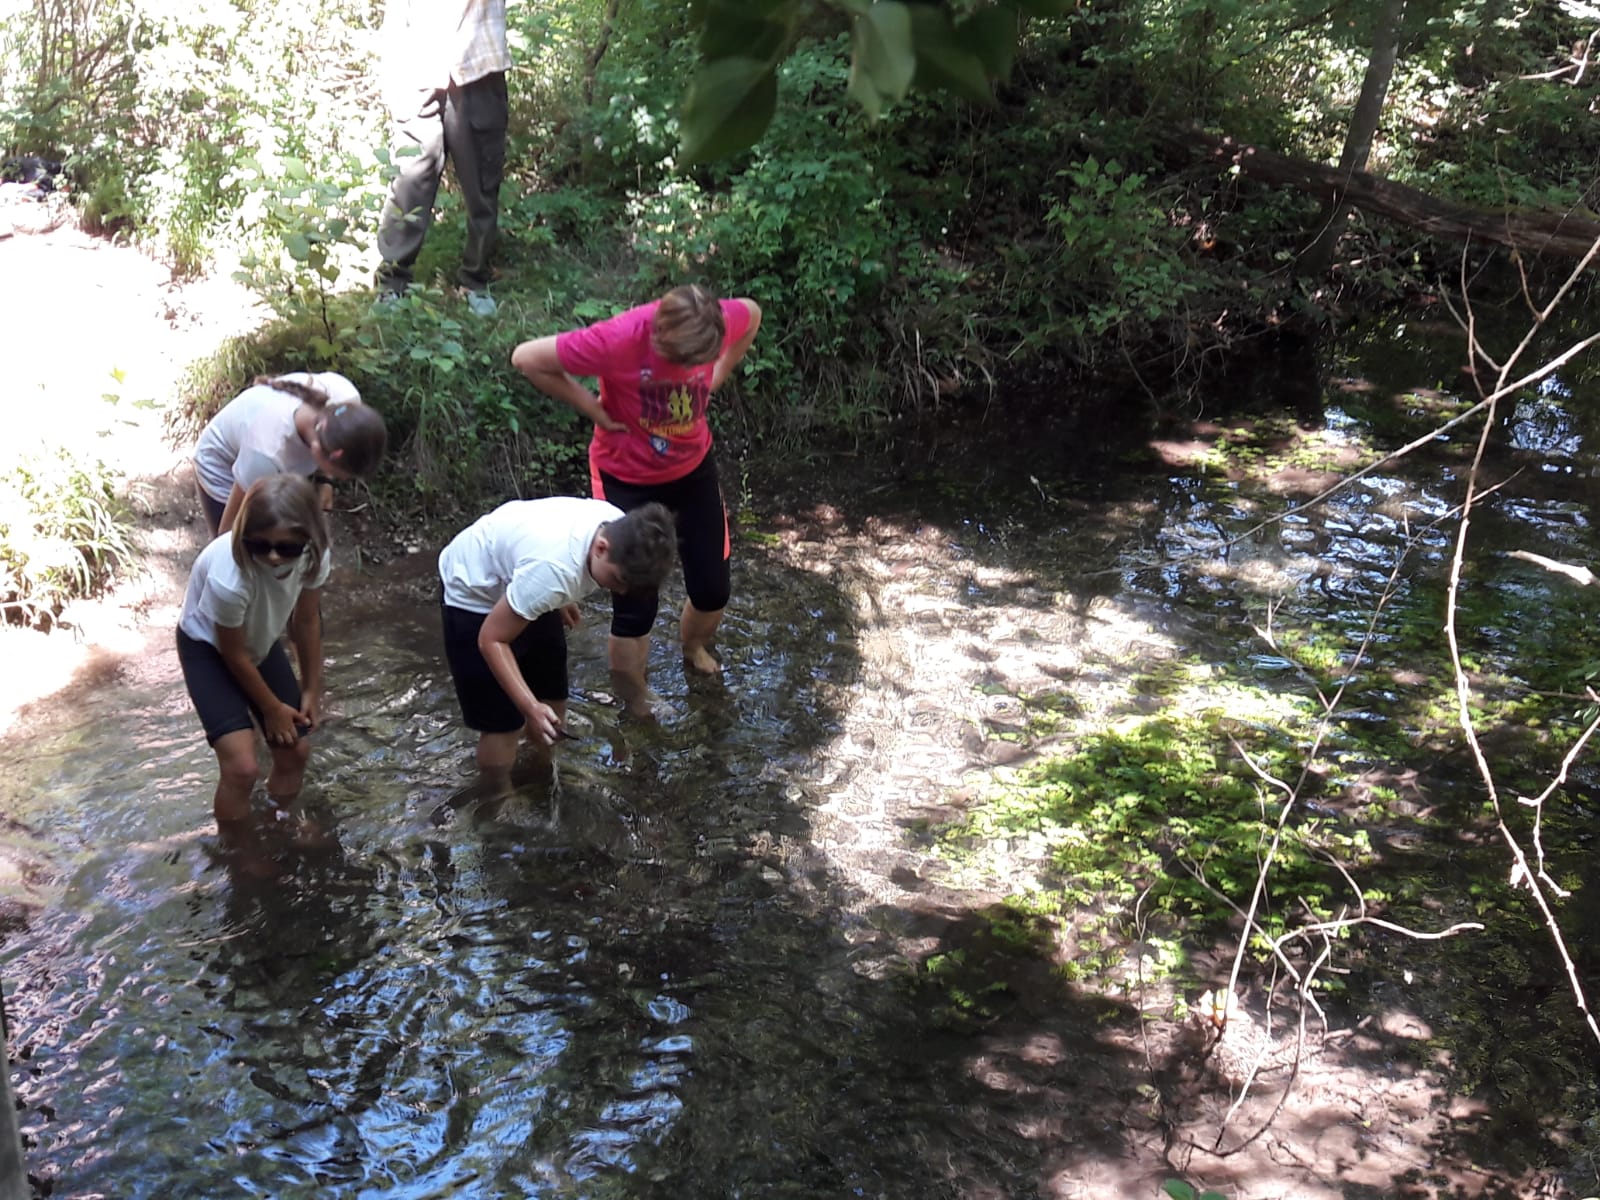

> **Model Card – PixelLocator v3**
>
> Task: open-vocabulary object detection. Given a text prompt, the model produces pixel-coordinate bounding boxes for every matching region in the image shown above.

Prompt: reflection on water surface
[6,318,1600,1196]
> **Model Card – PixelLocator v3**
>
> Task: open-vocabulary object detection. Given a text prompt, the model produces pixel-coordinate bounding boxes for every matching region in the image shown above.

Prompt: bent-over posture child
[193,372,388,535]
[177,475,332,826]
[439,496,676,773]
[510,285,761,718]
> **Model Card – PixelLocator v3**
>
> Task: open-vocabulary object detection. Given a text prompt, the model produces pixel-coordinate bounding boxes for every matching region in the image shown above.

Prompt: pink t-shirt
[556,298,752,486]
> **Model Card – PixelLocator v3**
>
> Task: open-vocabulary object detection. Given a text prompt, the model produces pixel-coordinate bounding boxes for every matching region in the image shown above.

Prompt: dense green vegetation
[7,3,1600,1186]
[5,0,1597,540]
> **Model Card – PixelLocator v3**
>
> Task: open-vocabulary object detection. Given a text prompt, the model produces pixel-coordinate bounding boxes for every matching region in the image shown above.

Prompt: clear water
[6,312,1600,1196]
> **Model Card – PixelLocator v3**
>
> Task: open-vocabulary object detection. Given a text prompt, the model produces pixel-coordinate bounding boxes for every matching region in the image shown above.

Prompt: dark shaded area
[1177,128,1600,262]
[2,317,1600,1198]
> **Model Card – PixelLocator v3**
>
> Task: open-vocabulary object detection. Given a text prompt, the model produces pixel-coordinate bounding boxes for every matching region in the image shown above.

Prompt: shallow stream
[4,309,1600,1197]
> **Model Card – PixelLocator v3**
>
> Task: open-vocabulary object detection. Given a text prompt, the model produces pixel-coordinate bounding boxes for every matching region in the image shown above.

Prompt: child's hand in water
[296,691,321,732]
[524,702,562,746]
[264,702,302,746]
[559,603,581,630]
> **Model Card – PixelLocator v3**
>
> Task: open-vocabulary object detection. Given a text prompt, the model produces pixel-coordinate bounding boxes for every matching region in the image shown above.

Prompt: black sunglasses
[242,537,309,559]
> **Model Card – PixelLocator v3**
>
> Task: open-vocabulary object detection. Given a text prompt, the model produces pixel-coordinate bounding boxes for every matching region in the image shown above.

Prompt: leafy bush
[1043,155,1201,356]
[232,148,389,340]
[0,449,131,628]
[0,0,383,272]
[343,290,592,506]
[646,37,981,436]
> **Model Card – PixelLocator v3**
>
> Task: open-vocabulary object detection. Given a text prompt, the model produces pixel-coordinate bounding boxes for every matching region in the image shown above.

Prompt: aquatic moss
[937,681,1388,985]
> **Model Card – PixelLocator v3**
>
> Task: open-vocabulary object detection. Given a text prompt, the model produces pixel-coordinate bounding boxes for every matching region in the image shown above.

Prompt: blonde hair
[650,285,725,366]
[230,475,330,577]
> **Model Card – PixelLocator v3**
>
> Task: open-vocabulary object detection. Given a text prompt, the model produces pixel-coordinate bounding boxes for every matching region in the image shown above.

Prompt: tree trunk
[1178,129,1600,264]
[583,0,622,108]
[1299,0,1407,277]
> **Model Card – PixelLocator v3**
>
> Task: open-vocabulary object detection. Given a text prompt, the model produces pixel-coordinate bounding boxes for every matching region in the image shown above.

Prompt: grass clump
[0,448,132,629]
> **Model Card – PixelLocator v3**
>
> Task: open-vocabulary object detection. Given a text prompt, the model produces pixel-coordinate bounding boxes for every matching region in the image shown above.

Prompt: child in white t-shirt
[438,496,676,774]
[177,475,333,827]
[193,372,388,535]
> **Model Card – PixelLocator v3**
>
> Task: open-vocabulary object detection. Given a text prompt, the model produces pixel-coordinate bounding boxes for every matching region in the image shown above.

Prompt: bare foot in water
[684,645,721,675]
[270,805,333,850]
[287,815,334,850]
[214,820,285,881]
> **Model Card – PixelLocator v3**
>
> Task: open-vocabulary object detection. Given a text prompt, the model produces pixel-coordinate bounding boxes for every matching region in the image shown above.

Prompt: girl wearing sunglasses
[193,370,388,535]
[176,475,333,829]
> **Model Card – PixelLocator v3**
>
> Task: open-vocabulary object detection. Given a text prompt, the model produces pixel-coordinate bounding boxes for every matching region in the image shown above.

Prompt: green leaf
[679,57,779,163]
[961,6,1018,79]
[694,0,793,18]
[699,0,792,62]
[1012,0,1072,15]
[908,6,993,103]
[849,2,915,117]
[284,232,311,262]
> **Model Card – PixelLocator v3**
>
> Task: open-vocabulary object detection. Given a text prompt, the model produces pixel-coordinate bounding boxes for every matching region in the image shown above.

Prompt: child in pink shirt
[510,286,762,717]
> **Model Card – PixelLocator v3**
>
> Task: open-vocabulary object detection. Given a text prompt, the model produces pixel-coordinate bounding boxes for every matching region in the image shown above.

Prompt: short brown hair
[650,285,725,366]
[319,402,388,478]
[231,474,331,577]
[604,502,677,591]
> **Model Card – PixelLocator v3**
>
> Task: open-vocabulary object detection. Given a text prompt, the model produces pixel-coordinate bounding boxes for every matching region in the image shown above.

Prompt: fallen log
[1185,128,1600,263]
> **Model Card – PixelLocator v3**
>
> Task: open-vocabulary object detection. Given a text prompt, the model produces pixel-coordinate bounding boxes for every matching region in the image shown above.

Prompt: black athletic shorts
[196,484,227,538]
[440,600,568,733]
[195,469,328,538]
[176,628,302,745]
[596,453,731,639]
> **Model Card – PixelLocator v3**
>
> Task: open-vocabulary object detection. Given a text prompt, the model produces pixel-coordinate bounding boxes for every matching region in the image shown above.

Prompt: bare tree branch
[1443,235,1600,1050]
[1504,550,1599,588]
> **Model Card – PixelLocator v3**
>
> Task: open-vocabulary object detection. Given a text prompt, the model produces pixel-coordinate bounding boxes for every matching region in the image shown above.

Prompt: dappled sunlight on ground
[0,221,263,733]
[0,219,1587,1197]
[742,473,1575,1198]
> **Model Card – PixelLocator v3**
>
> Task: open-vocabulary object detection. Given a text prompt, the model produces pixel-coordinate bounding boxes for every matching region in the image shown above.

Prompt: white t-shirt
[439,496,621,617]
[178,533,332,662]
[192,374,361,503]
[382,0,510,91]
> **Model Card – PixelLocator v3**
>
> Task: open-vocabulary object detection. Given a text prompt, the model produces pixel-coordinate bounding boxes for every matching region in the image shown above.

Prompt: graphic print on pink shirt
[557,298,752,486]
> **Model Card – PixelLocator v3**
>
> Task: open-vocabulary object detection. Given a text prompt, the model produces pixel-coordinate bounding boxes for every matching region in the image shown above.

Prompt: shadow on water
[0,532,1146,1198]
[5,306,1600,1197]
[746,310,1600,1196]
